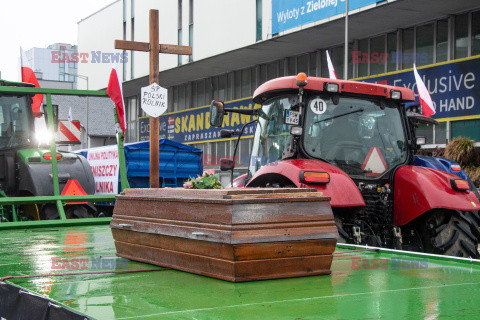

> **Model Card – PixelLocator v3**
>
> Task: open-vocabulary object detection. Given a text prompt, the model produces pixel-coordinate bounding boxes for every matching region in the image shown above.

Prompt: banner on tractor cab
[138,97,261,144]
[272,0,384,34]
[0,282,92,320]
[358,55,480,121]
[86,145,119,195]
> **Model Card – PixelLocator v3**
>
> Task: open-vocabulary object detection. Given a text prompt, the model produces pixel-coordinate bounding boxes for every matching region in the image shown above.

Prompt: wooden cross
[115,9,192,188]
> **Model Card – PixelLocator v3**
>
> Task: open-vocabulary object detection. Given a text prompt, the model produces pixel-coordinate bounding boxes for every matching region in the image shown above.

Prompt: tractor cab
[0,81,34,151]
[250,93,411,181]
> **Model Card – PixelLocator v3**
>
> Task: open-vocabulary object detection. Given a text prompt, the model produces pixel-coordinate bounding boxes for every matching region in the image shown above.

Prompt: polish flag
[413,64,436,117]
[106,67,126,133]
[326,50,337,80]
[20,47,43,117]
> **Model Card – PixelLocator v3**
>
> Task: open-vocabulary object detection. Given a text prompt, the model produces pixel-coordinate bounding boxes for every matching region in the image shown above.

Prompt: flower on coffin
[184,169,221,189]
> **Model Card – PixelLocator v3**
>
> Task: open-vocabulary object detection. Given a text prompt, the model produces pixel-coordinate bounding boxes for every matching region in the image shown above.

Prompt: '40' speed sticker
[309,98,327,114]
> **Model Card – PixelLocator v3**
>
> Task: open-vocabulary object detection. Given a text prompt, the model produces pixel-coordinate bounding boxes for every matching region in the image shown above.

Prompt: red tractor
[210,73,480,258]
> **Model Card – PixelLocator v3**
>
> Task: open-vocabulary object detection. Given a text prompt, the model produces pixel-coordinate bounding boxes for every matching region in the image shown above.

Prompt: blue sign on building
[138,97,260,144]
[272,0,383,34]
[359,56,480,121]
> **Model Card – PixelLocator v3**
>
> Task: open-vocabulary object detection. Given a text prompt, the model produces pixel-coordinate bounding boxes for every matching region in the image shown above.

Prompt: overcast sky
[0,0,115,81]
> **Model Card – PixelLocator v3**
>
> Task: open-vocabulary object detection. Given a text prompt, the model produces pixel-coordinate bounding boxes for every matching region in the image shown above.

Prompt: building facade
[26,43,79,88]
[78,0,480,170]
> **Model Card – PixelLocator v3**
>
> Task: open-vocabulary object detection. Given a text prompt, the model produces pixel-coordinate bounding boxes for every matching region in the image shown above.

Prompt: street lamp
[60,72,90,148]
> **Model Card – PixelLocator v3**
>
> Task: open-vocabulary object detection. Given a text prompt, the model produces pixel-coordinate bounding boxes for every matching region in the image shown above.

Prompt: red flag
[413,64,436,117]
[20,47,43,117]
[106,67,126,133]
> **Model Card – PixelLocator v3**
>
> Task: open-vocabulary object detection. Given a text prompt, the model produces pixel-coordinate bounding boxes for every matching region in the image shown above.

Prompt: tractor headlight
[390,90,402,100]
[35,129,53,146]
[324,83,339,93]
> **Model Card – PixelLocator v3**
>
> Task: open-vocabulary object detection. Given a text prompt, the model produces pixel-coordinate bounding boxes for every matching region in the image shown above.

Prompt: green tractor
[0,79,96,221]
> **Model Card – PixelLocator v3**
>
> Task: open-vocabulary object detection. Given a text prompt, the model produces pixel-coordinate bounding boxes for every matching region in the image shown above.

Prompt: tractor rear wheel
[421,210,480,258]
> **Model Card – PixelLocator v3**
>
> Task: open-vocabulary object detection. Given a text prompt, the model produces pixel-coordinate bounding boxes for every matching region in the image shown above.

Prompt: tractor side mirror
[220,158,234,171]
[210,100,225,127]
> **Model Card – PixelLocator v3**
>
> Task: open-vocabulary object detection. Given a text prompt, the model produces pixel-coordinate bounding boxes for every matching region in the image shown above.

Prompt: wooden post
[149,10,160,188]
[115,9,192,188]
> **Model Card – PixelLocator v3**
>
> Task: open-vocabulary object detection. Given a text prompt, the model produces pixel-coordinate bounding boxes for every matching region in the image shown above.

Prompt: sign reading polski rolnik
[139,97,260,144]
[361,56,480,120]
[141,82,168,118]
[272,0,383,34]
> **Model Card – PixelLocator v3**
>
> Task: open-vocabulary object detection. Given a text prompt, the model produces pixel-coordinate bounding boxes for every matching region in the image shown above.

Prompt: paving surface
[1,225,480,319]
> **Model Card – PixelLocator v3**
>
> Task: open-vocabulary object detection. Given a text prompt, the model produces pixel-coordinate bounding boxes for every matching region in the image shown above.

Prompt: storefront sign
[272,0,383,34]
[86,145,119,194]
[360,56,480,121]
[139,97,260,144]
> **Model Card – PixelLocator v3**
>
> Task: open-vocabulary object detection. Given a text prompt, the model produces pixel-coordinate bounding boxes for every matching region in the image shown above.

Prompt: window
[131,17,135,79]
[434,122,447,144]
[370,35,385,75]
[256,0,262,41]
[126,97,138,142]
[189,0,193,62]
[357,39,368,77]
[178,85,186,110]
[279,59,285,77]
[268,61,278,80]
[196,79,205,106]
[234,71,241,99]
[451,119,480,141]
[455,13,469,59]
[304,97,407,179]
[260,64,267,84]
[472,11,480,55]
[330,45,353,79]
[416,23,434,66]
[309,52,317,76]
[436,19,449,62]
[178,0,182,66]
[0,96,31,149]
[402,28,414,69]
[387,32,397,72]
[177,29,182,66]
[297,54,309,74]
[173,87,179,111]
[249,95,294,176]
[218,74,227,101]
[241,69,251,98]
[287,57,296,75]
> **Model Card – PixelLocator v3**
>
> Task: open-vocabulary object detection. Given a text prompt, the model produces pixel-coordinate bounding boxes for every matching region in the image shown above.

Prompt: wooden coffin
[110,188,338,282]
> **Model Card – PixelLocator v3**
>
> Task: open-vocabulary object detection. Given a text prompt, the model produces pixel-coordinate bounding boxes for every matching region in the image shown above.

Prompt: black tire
[421,210,480,258]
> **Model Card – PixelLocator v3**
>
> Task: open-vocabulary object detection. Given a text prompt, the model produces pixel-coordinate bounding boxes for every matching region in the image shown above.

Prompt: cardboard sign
[86,145,119,195]
[141,82,168,118]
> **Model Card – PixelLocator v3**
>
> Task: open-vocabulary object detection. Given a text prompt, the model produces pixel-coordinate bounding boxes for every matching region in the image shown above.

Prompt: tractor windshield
[304,96,408,179]
[0,96,32,149]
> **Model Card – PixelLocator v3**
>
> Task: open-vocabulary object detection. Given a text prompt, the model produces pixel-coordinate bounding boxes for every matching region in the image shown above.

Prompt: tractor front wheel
[420,210,480,258]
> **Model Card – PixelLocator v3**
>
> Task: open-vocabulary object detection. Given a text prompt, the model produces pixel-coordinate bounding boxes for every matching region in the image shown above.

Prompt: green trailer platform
[1,224,480,319]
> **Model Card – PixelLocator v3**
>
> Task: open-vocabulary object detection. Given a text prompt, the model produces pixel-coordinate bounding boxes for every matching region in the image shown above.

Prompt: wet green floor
[1,225,480,319]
